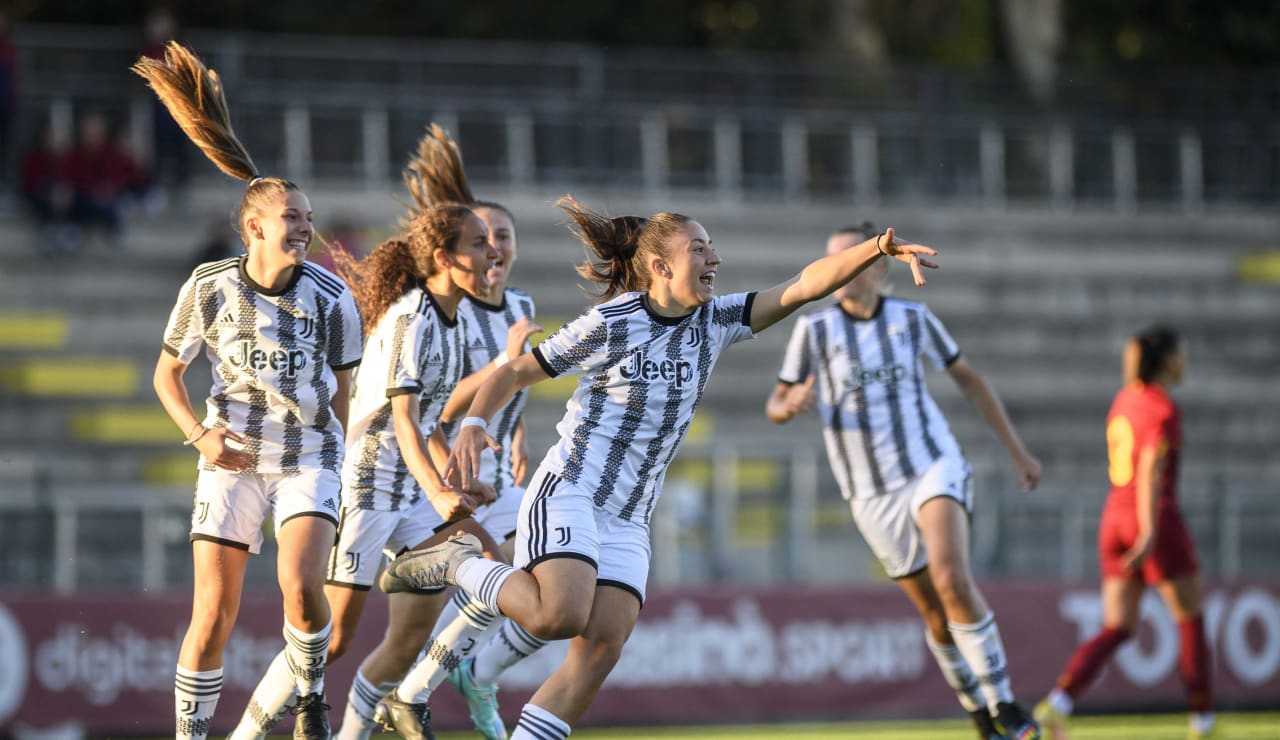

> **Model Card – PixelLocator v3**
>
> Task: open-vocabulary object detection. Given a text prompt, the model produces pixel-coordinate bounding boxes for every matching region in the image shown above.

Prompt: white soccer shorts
[190,467,341,554]
[848,454,974,579]
[515,464,652,605]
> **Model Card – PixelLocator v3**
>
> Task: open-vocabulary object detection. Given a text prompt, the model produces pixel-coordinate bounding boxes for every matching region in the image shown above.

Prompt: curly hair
[131,41,298,246]
[333,203,476,333]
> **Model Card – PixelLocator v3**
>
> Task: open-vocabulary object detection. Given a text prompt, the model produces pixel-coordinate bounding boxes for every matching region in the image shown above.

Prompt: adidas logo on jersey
[218,312,236,327]
[619,348,694,388]
[227,341,308,377]
[321,498,337,511]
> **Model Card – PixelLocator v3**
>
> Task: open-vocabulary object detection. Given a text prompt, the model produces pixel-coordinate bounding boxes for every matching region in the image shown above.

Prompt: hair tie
[248,176,266,187]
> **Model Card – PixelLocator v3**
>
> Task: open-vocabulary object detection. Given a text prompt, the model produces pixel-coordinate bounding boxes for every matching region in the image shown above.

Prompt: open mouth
[287,238,309,252]
[699,270,716,288]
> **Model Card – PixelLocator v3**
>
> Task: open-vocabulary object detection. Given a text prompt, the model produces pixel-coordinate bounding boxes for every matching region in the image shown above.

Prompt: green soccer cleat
[447,657,507,740]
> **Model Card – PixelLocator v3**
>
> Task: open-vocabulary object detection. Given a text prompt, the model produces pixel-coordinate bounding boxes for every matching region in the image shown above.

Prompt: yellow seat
[70,405,175,443]
[2,357,137,397]
[0,313,68,350]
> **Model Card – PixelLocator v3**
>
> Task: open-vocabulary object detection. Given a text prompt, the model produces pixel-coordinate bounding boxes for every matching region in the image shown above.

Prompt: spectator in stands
[190,218,241,269]
[135,42,363,739]
[1035,328,1214,740]
[20,122,77,255]
[0,8,17,197]
[140,6,191,203]
[378,201,937,740]
[65,111,144,247]
[764,222,1043,740]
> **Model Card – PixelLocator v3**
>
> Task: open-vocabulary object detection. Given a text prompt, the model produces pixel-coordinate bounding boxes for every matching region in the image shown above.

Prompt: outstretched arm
[442,316,544,423]
[947,357,1041,491]
[749,229,937,334]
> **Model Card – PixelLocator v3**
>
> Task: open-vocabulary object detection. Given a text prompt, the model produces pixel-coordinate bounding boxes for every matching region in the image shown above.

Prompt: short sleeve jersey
[342,287,467,511]
[438,288,537,492]
[1105,383,1181,511]
[777,297,963,498]
[532,291,756,524]
[162,257,363,475]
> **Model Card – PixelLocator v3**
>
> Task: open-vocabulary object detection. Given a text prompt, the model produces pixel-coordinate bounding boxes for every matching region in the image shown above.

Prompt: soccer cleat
[995,702,1041,740]
[291,693,331,740]
[447,657,508,740]
[373,694,437,740]
[969,707,1006,739]
[379,531,483,593]
[1032,698,1070,740]
[1186,715,1217,739]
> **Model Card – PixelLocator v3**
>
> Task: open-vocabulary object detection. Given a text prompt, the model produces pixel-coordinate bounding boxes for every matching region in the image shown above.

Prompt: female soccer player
[1034,328,1213,740]
[764,223,1043,740]
[230,200,503,740]
[135,42,363,740]
[375,125,544,740]
[379,200,938,740]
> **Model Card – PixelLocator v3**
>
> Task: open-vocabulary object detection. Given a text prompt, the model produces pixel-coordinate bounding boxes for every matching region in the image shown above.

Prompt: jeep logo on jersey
[842,363,908,392]
[618,349,694,387]
[227,341,308,377]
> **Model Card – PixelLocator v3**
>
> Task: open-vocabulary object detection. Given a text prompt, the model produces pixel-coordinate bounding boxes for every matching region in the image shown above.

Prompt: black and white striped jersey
[162,257,363,475]
[531,290,757,524]
[342,286,467,511]
[441,287,536,492]
[778,296,963,499]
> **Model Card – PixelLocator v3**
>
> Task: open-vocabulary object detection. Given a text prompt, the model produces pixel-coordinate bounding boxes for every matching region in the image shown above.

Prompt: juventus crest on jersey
[343,286,468,511]
[779,297,963,499]
[532,291,756,524]
[440,287,536,492]
[162,257,363,475]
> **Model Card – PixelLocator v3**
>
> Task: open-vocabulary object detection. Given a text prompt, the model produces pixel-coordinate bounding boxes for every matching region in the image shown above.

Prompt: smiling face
[441,212,498,297]
[246,189,313,268]
[656,220,721,310]
[473,205,516,295]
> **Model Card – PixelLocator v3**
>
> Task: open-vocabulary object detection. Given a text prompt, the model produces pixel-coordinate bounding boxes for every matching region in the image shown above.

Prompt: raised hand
[878,227,939,286]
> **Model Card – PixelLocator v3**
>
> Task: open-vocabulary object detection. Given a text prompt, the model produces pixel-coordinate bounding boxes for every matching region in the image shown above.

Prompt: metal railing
[15,24,1280,209]
[3,444,1274,593]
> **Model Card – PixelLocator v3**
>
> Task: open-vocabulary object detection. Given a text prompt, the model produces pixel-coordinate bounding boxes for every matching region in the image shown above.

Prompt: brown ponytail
[558,196,691,303]
[131,41,298,245]
[400,124,516,227]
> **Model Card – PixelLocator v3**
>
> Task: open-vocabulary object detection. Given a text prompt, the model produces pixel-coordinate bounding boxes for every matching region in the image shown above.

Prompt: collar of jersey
[424,286,460,328]
[837,295,884,322]
[640,294,698,326]
[238,256,304,297]
[465,290,506,313]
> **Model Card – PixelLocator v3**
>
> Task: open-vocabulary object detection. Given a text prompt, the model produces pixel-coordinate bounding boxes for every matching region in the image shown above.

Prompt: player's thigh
[1101,577,1145,631]
[273,469,341,586]
[849,490,925,579]
[190,538,251,628]
[385,590,449,648]
[1154,574,1204,622]
[573,584,643,664]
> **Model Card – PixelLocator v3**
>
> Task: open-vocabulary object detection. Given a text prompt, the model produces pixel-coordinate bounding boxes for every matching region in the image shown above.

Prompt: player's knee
[526,607,590,641]
[327,629,354,661]
[278,578,327,626]
[930,566,975,605]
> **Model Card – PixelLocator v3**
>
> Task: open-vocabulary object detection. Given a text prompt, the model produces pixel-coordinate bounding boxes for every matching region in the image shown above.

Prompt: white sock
[229,649,297,740]
[175,666,222,740]
[949,613,1015,712]
[284,618,331,696]
[924,630,983,712]
[1047,687,1074,716]
[335,670,396,740]
[1189,712,1215,734]
[396,590,501,703]
[511,703,570,740]
[474,618,548,686]
[454,558,516,615]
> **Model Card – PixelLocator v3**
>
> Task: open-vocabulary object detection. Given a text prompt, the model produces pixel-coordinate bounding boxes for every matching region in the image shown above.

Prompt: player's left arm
[510,415,530,486]
[447,353,551,491]
[330,368,351,431]
[1124,431,1168,570]
[947,357,1042,492]
[749,229,937,333]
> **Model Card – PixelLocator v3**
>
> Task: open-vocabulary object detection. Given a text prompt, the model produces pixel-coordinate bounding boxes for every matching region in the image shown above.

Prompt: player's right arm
[1122,419,1168,570]
[153,351,250,471]
[765,314,817,424]
[441,315,544,423]
[390,392,478,521]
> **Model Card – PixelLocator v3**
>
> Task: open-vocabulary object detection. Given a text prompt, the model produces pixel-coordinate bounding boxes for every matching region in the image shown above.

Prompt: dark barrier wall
[1,582,1277,734]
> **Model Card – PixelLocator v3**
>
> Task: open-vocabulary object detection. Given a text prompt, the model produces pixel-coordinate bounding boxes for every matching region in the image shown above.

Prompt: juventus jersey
[162,257,363,475]
[778,297,963,498]
[440,288,536,492]
[532,291,756,524]
[343,286,467,511]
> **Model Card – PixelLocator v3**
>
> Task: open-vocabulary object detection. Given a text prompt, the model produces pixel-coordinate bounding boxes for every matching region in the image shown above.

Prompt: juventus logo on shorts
[555,526,572,546]
[344,551,361,574]
[194,501,209,524]
[298,316,315,340]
